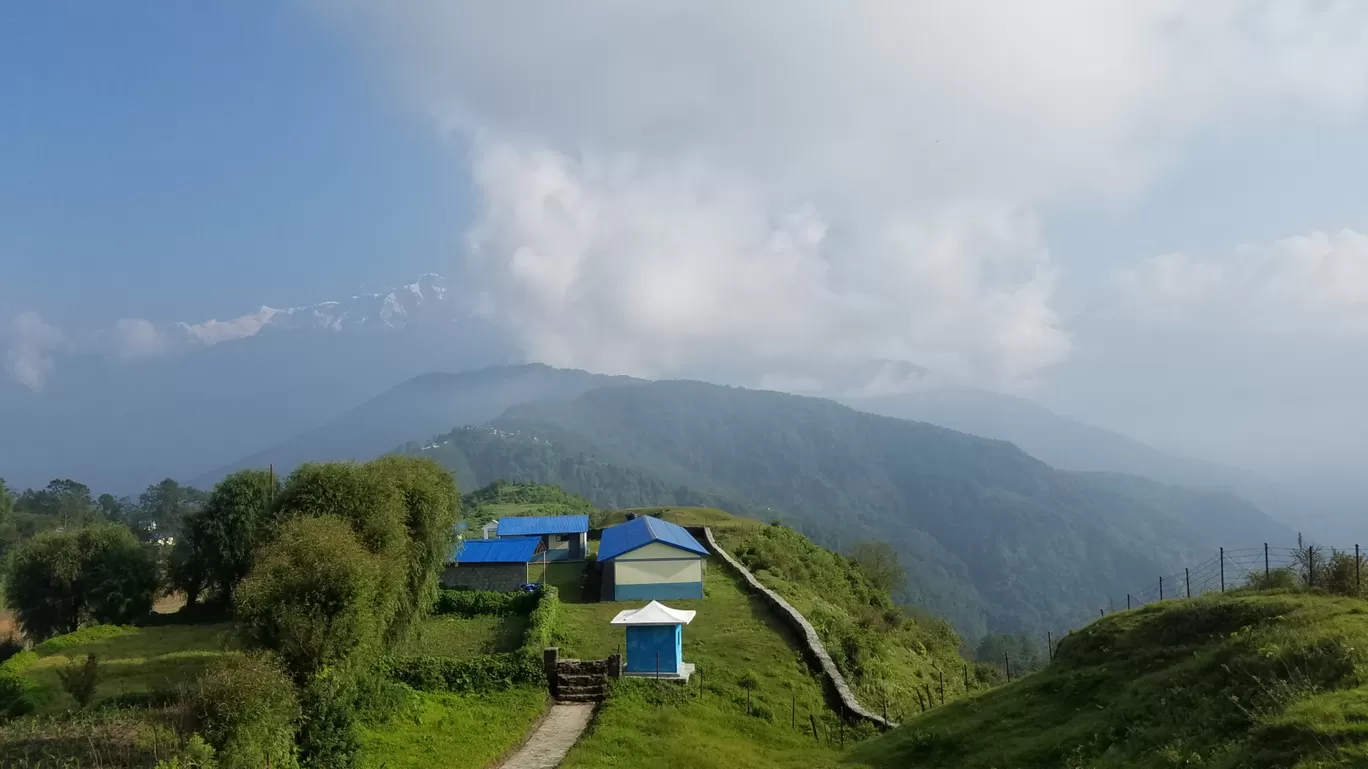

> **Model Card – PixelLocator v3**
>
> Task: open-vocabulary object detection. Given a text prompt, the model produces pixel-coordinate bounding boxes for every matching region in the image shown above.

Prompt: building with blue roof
[441,537,544,592]
[597,515,710,601]
[496,515,589,562]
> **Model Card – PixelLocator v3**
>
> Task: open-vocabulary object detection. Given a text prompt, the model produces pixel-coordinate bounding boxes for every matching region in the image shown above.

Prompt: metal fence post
[1127,593,1131,610]
[1004,651,1012,682]
[1160,575,1164,601]
[963,662,969,690]
[1265,543,1270,580]
[1186,567,1191,598]
[1047,631,1052,661]
[939,670,945,704]
[1220,547,1225,592]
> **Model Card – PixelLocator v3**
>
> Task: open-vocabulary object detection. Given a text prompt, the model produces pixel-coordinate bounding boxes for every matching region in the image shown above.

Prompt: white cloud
[322,0,1368,389]
[5,312,64,391]
[178,307,280,346]
[110,318,171,360]
[1117,228,1368,334]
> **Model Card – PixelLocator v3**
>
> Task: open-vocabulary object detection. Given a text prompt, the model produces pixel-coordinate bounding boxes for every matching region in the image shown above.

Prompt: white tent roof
[609,600,696,626]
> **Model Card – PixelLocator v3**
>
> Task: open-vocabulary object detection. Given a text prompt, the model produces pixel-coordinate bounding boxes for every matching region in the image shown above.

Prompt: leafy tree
[2,523,159,640]
[134,478,207,540]
[16,479,96,527]
[0,478,16,557]
[175,469,282,606]
[850,540,906,595]
[234,515,384,683]
[95,493,130,524]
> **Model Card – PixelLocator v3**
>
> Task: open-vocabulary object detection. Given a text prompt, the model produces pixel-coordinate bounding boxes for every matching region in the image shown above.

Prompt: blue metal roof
[496,515,590,537]
[597,516,709,562]
[451,538,542,564]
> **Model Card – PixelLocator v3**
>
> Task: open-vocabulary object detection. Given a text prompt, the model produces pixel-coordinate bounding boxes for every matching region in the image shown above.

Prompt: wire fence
[1035,536,1368,665]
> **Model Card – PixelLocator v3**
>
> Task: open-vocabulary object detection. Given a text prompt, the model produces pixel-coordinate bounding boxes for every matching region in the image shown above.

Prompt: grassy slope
[851,590,1368,769]
[608,508,982,723]
[554,552,875,768]
[357,688,548,769]
[3,623,235,712]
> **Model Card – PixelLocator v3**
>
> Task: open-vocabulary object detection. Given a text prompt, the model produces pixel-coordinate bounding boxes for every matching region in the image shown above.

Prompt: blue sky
[0,2,465,326]
[5,2,1368,476]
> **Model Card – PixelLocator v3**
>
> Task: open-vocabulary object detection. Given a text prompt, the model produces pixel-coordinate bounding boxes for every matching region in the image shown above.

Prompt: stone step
[556,692,605,703]
[556,673,606,685]
[556,684,606,696]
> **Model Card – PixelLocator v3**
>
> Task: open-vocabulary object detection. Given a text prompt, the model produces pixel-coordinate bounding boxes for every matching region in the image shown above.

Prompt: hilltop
[852,590,1368,768]
[409,379,1289,637]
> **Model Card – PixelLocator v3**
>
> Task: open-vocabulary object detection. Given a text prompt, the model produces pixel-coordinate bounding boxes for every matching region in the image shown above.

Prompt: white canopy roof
[609,600,696,626]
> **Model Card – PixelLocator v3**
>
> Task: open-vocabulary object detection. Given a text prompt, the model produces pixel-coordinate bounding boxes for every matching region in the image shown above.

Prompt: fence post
[1160,575,1164,601]
[1310,545,1316,587]
[1265,543,1270,580]
[811,713,821,743]
[1220,547,1225,592]
[746,686,751,715]
[1357,544,1361,592]
[1186,567,1191,598]
[1047,631,1053,661]
[1005,651,1012,682]
[963,662,969,690]
[939,670,945,704]
[792,695,795,729]
[1127,593,1131,610]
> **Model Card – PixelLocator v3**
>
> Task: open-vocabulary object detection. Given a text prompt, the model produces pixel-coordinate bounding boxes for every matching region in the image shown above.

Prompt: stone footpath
[496,703,596,769]
[701,527,897,730]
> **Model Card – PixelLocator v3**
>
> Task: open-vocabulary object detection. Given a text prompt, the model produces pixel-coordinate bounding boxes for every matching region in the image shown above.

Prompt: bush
[3,523,159,641]
[380,652,543,693]
[0,669,39,719]
[191,654,300,769]
[297,669,359,769]
[57,653,101,708]
[522,586,560,654]
[234,516,384,684]
[1245,567,1303,591]
[433,588,538,618]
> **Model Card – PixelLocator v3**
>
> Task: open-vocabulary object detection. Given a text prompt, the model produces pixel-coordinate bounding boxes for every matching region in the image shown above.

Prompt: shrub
[234,516,384,684]
[297,669,359,769]
[522,586,560,654]
[0,669,39,719]
[57,653,101,708]
[191,654,300,769]
[433,588,538,618]
[1246,567,1303,591]
[380,652,543,693]
[153,734,217,769]
[3,523,159,640]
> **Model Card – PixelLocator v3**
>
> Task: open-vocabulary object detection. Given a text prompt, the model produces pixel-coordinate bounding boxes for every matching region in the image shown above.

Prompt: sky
[4,1,1368,476]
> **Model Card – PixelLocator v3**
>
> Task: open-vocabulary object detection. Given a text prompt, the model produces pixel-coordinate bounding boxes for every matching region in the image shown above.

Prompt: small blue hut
[609,601,697,680]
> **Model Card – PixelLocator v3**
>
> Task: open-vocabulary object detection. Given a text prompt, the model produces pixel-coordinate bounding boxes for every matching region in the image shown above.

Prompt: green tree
[234,516,384,683]
[135,478,207,540]
[850,540,906,595]
[176,469,282,606]
[192,653,300,769]
[0,478,16,557]
[2,523,159,640]
[16,479,96,527]
[95,493,131,524]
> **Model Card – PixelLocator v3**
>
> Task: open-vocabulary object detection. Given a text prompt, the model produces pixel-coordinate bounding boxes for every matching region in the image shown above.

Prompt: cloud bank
[325,0,1368,390]
[5,312,63,391]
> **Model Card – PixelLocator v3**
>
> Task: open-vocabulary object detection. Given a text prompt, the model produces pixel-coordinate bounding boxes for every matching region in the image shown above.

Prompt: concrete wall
[440,562,528,592]
[700,527,896,730]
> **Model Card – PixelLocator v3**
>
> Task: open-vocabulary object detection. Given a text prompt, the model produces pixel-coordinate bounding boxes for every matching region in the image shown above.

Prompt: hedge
[384,585,561,694]
[432,588,540,618]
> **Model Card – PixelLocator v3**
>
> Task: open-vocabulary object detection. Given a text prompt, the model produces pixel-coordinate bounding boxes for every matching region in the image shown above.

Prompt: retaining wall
[700,526,897,730]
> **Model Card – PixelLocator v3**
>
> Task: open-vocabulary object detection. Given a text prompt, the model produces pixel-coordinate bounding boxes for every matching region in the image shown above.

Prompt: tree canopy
[3,523,159,640]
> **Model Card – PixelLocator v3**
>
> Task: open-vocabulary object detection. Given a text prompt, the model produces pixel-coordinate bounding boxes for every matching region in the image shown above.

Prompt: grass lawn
[357,687,548,769]
[403,614,530,657]
[557,557,877,769]
[4,623,236,712]
[851,590,1368,768]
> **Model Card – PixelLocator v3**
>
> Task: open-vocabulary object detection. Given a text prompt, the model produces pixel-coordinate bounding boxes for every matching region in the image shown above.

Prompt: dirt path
[496,703,595,769]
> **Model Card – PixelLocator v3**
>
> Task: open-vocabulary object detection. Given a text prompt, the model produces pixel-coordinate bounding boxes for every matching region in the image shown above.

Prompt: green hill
[409,379,1285,638]
[851,590,1368,768]
[459,480,601,528]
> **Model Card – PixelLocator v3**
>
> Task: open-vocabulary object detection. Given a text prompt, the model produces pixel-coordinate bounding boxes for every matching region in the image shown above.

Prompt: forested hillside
[410,380,1286,638]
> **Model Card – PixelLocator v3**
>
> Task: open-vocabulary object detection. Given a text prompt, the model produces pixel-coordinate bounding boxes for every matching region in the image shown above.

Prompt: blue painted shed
[598,516,709,601]
[496,515,590,561]
[610,601,697,679]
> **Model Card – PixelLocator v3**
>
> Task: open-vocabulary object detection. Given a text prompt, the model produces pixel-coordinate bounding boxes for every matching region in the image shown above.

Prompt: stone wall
[441,563,528,592]
[700,527,897,730]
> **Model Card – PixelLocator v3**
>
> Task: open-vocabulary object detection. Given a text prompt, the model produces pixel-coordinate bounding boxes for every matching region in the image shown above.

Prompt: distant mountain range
[401,378,1291,636]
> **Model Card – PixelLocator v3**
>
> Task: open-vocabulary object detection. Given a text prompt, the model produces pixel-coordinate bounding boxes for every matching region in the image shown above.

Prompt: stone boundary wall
[700,527,897,730]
